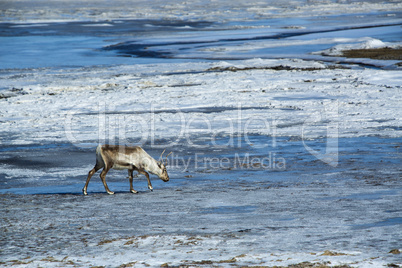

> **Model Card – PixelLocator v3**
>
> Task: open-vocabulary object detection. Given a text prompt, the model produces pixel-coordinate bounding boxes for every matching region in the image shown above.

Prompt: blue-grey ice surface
[0,0,401,267]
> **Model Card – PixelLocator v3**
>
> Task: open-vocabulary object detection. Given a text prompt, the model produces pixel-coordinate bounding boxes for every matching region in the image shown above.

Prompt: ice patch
[10,23,50,28]
[81,23,114,27]
[210,58,326,70]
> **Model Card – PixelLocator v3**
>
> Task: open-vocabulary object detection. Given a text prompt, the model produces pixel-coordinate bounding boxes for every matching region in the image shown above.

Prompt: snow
[1,0,402,267]
[2,0,402,24]
[1,60,401,148]
[314,37,402,57]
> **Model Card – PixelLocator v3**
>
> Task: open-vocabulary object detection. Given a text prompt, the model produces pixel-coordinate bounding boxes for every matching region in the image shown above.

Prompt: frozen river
[1,1,402,69]
[1,135,401,267]
[1,0,402,267]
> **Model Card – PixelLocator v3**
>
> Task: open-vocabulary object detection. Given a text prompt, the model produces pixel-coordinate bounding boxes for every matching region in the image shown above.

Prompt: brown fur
[83,145,169,195]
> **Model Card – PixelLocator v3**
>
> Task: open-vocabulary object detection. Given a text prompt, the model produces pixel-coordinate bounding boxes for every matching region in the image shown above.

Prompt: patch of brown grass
[119,261,137,268]
[342,48,402,60]
[320,250,348,256]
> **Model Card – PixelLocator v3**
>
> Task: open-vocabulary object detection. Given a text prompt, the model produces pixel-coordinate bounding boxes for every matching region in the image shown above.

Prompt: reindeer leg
[83,165,101,195]
[138,169,153,191]
[100,165,114,195]
[128,168,138,194]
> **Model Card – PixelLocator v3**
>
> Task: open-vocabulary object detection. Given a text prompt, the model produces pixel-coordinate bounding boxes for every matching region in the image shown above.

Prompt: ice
[1,0,402,267]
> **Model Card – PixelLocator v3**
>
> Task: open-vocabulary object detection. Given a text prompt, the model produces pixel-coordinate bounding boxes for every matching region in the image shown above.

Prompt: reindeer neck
[143,156,161,176]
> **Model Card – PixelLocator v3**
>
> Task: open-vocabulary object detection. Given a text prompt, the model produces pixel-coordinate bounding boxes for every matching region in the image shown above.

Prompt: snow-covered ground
[1,1,401,267]
[1,59,401,145]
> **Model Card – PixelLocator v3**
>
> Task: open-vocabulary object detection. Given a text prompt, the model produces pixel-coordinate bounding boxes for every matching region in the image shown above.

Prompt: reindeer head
[158,149,171,182]
[157,161,169,182]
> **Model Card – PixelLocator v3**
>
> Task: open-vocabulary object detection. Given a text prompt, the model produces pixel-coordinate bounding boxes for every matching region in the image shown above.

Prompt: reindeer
[83,145,170,195]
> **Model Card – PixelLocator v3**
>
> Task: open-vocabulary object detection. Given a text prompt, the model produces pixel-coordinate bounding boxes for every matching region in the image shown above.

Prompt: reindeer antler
[160,149,166,160]
[159,149,172,165]
[165,151,172,166]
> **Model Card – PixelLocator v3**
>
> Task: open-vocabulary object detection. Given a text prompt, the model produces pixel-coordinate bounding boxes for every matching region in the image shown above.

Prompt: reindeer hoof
[107,191,115,195]
[82,189,88,195]
[130,190,138,194]
[148,186,153,191]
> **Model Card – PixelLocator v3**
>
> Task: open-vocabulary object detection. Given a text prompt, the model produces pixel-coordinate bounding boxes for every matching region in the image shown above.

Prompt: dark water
[1,11,401,69]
